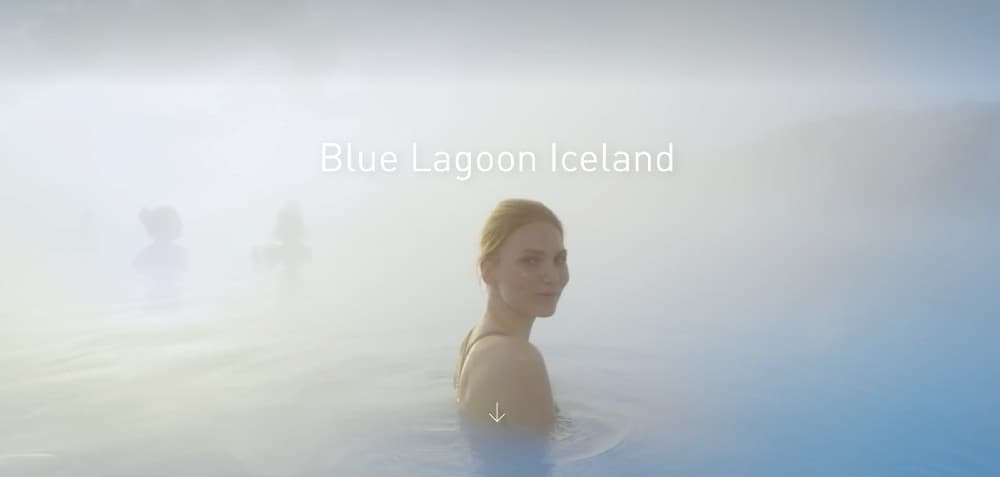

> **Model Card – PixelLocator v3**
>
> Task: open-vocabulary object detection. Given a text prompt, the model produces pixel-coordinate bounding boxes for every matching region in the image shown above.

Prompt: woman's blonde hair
[478,199,563,281]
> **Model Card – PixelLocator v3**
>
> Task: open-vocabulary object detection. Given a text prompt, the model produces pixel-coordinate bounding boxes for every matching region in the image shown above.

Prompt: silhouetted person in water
[252,201,311,304]
[133,206,186,310]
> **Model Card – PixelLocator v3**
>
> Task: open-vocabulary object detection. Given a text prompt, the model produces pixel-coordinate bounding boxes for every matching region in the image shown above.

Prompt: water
[2,210,997,477]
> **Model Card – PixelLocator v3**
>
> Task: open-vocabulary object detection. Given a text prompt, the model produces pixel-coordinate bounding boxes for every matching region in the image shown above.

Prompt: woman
[454,199,569,435]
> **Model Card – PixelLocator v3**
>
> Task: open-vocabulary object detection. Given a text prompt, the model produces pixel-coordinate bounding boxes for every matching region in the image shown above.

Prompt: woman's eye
[522,257,541,265]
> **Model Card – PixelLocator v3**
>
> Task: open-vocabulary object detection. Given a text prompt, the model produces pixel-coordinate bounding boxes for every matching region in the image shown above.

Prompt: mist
[2,3,999,476]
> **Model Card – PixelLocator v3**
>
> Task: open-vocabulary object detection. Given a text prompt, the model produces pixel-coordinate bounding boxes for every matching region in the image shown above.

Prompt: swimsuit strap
[465,329,508,355]
[455,327,508,387]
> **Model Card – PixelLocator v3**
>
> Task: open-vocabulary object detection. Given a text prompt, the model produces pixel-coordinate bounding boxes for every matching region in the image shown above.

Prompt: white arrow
[488,401,506,423]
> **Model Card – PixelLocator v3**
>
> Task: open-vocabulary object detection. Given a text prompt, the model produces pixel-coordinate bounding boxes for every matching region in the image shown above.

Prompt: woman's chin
[535,307,558,318]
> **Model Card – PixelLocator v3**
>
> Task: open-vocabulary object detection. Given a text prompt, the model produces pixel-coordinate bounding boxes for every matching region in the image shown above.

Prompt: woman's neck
[481,294,535,341]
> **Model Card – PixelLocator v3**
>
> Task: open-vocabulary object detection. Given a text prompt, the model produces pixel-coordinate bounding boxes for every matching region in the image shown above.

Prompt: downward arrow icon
[489,401,506,423]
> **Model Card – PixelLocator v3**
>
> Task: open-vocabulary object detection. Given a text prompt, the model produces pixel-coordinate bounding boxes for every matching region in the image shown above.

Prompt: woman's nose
[541,264,558,284]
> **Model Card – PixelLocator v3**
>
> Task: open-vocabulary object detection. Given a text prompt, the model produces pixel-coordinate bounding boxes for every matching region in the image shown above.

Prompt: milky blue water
[2,208,997,477]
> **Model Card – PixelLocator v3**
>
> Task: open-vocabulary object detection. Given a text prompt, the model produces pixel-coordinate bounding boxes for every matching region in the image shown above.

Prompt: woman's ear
[480,261,495,288]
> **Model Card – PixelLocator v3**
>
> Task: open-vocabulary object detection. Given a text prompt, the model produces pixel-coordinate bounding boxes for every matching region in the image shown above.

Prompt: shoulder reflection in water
[461,415,554,477]
[132,205,186,312]
[252,200,311,306]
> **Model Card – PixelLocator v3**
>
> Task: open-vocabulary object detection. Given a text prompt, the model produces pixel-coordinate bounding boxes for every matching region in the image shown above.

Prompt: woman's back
[455,327,556,434]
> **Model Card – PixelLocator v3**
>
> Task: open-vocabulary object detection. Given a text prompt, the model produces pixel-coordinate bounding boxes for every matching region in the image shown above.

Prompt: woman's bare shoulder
[469,335,545,364]
[458,336,554,433]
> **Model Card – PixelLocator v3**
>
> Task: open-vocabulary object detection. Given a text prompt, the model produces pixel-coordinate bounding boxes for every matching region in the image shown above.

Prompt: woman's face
[485,221,569,318]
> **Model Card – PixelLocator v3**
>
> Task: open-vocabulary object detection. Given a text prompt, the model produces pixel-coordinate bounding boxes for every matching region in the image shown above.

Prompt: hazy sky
[2,2,998,89]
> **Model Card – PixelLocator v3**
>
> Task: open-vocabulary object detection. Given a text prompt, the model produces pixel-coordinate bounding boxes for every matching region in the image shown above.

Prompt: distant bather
[133,205,186,310]
[252,201,311,304]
